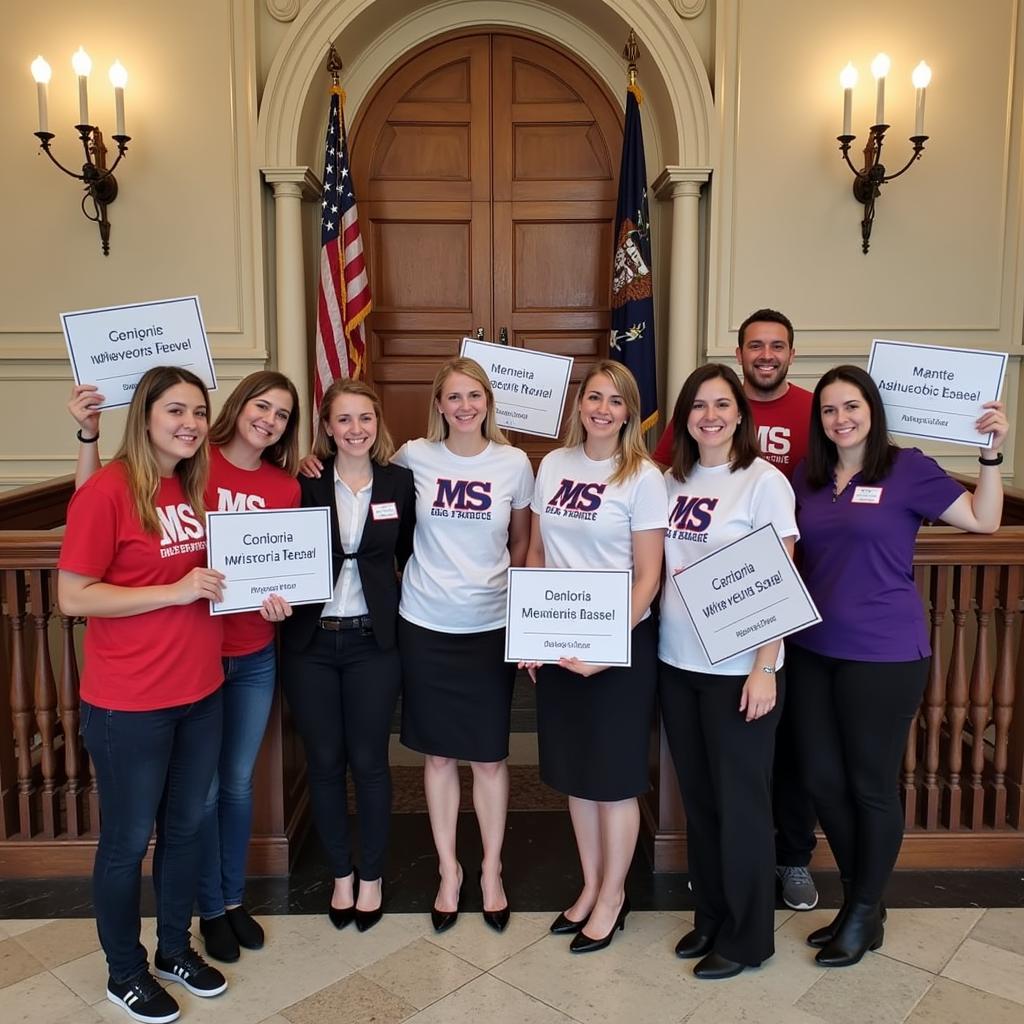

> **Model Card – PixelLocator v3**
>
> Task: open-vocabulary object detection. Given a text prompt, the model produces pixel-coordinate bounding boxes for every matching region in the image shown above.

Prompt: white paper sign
[505,568,632,666]
[460,338,573,439]
[673,524,820,666]
[207,507,334,615]
[868,339,1008,448]
[61,296,217,409]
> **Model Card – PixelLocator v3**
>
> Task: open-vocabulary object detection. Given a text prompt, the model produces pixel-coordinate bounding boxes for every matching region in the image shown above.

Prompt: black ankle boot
[815,901,883,967]
[807,881,888,949]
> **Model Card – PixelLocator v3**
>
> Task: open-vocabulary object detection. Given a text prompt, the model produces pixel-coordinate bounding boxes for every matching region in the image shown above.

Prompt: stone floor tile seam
[356,957,483,1015]
[935,970,1024,1009]
[478,965,593,1024]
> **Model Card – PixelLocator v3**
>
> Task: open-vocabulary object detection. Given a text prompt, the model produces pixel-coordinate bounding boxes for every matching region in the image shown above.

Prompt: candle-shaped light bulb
[71,47,92,125]
[31,56,51,133]
[109,61,127,135]
[871,52,890,126]
[839,62,858,135]
[912,60,931,136]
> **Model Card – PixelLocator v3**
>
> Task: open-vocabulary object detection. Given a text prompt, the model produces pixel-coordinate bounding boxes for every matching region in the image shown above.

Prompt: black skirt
[399,617,516,762]
[536,615,657,801]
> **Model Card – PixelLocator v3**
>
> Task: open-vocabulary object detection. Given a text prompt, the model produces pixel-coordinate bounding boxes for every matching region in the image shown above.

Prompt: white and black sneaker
[153,946,228,998]
[106,972,180,1023]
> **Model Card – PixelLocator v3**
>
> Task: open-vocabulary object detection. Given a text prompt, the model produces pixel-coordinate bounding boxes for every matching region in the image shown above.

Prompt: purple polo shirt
[791,448,964,662]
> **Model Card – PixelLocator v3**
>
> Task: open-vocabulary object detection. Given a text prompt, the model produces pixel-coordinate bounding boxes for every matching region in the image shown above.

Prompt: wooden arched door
[350,31,623,460]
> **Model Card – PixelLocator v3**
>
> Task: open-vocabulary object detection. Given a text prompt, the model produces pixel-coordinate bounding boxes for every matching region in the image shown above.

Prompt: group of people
[58,307,1007,1023]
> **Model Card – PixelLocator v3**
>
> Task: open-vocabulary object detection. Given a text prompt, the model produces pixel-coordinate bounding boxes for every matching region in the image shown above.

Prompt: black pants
[658,662,782,967]
[282,627,400,880]
[773,695,818,867]
[786,645,929,905]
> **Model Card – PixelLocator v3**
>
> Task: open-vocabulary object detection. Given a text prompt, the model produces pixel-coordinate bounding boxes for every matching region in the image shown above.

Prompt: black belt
[319,616,373,632]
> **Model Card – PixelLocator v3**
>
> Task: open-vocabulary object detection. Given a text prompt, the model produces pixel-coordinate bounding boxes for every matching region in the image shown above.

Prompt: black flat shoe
[199,914,240,963]
[549,911,590,935]
[674,928,715,959]
[431,868,464,934]
[479,869,510,933]
[225,906,264,950]
[328,871,358,930]
[355,877,384,933]
[693,951,748,980]
[815,901,883,967]
[569,896,629,954]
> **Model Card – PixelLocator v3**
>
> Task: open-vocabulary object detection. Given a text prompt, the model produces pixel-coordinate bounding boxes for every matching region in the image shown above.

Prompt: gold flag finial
[622,30,642,102]
[326,43,343,87]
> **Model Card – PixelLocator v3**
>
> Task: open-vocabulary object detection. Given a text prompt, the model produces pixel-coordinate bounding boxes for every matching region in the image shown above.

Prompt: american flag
[314,86,371,408]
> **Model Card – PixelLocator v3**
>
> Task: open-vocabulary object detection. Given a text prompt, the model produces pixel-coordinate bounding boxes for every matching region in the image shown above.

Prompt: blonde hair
[313,378,395,464]
[112,366,210,534]
[564,359,652,486]
[425,357,509,445]
[208,371,301,474]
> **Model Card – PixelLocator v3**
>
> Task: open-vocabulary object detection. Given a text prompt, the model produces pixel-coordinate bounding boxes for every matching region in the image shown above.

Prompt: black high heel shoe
[479,869,510,933]
[549,911,590,935]
[815,901,884,967]
[328,870,358,930]
[431,866,464,934]
[355,877,384,933]
[569,895,630,954]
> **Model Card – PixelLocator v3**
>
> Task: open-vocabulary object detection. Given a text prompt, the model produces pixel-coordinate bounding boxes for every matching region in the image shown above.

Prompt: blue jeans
[196,642,277,918]
[81,689,223,984]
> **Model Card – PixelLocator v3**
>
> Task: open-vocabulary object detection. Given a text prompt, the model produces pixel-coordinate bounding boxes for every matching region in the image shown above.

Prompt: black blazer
[281,459,415,653]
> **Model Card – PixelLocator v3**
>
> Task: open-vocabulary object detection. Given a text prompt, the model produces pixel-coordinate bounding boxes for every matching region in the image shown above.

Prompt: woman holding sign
[59,367,228,1024]
[525,360,667,953]
[282,379,414,933]
[395,357,533,934]
[70,371,302,965]
[657,364,798,980]
[788,365,1007,968]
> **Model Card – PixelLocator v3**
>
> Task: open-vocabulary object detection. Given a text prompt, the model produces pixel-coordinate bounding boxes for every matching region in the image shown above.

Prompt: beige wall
[2,0,1022,489]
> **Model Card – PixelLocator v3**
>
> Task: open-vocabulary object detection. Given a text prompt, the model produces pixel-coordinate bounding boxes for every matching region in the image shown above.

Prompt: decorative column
[261,167,320,432]
[653,167,711,406]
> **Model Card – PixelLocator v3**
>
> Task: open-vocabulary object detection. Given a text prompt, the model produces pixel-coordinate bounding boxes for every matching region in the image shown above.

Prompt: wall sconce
[837,54,931,254]
[31,48,131,256]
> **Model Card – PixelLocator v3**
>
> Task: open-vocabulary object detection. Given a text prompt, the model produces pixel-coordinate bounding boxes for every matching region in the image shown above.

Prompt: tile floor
[3,906,1023,1024]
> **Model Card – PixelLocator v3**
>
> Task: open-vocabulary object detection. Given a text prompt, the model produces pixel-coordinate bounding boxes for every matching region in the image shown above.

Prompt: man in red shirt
[653,308,820,911]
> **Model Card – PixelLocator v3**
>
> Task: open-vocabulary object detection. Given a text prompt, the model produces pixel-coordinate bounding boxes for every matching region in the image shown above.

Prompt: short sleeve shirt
[660,458,798,674]
[791,447,964,661]
[395,439,534,632]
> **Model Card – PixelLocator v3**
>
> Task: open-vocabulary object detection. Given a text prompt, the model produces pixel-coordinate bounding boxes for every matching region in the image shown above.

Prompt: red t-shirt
[208,446,301,656]
[58,462,223,711]
[652,384,813,480]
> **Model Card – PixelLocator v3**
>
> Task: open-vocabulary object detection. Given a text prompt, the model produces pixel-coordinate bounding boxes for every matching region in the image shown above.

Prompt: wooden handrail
[0,476,74,531]
[0,532,63,569]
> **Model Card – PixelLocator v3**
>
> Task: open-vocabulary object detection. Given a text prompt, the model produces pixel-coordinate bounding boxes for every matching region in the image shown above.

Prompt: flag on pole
[610,83,658,433]
[314,84,371,409]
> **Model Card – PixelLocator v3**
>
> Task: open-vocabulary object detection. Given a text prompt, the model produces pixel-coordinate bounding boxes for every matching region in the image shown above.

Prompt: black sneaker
[225,905,265,949]
[153,946,228,998]
[106,972,180,1023]
[199,914,240,963]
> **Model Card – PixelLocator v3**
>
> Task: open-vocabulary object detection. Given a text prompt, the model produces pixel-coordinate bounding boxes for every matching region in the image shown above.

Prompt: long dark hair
[804,365,896,488]
[670,363,759,482]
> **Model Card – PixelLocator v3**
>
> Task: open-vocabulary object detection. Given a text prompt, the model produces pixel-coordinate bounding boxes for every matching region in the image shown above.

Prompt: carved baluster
[965,565,997,830]
[903,568,929,827]
[30,571,59,837]
[1006,568,1024,829]
[58,591,83,837]
[990,565,1020,827]
[944,565,972,830]
[922,566,948,830]
[5,570,37,837]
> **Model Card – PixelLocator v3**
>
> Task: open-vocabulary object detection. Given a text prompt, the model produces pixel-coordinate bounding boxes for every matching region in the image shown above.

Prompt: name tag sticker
[371,502,399,521]
[851,486,884,504]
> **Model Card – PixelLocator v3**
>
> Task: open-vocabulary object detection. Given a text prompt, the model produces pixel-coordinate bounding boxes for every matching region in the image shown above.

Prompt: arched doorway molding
[259,0,715,423]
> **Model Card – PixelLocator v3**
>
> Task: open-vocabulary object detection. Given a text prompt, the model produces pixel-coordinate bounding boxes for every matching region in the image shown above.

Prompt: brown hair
[669,363,759,481]
[425,357,508,444]
[111,366,210,533]
[564,360,652,486]
[313,378,395,464]
[208,371,301,474]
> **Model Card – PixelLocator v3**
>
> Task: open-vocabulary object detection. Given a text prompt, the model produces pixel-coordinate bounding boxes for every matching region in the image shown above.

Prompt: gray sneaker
[776,865,819,910]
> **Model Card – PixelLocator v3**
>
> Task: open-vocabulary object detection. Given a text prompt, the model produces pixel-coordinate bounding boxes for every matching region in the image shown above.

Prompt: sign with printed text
[505,568,632,666]
[61,296,217,409]
[673,524,820,665]
[206,507,333,615]
[868,339,1008,448]
[460,337,573,439]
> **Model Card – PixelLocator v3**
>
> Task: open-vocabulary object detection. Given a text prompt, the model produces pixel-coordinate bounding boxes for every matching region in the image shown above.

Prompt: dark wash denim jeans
[81,688,223,983]
[197,641,277,918]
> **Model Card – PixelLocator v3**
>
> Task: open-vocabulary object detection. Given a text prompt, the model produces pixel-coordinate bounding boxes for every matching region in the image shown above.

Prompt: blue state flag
[610,87,658,432]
